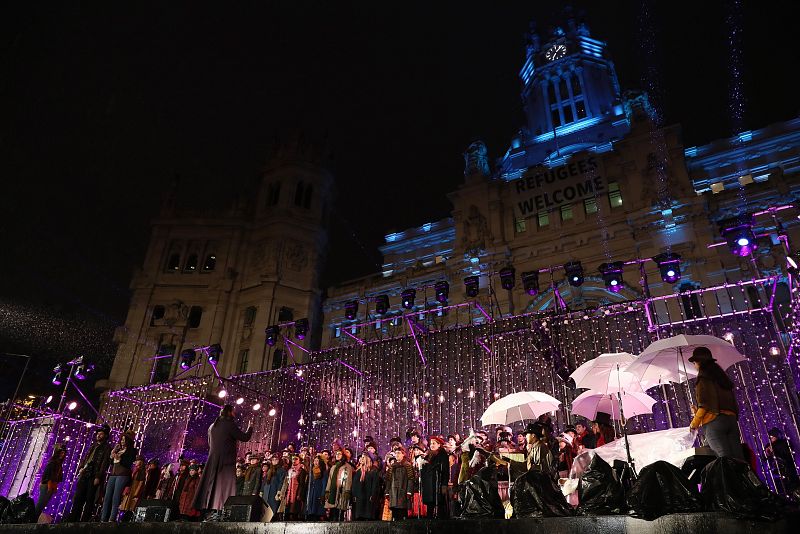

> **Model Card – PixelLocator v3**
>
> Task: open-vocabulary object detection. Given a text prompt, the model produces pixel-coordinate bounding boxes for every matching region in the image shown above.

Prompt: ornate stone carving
[285,242,309,271]
[464,140,490,177]
[461,205,492,252]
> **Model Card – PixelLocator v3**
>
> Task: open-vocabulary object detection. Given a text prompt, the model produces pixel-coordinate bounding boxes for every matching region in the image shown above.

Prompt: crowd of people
[53,402,621,523]
[33,349,796,522]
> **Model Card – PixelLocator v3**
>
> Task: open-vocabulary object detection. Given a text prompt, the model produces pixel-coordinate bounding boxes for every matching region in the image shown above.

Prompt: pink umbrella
[625,334,746,385]
[569,352,648,393]
[571,390,657,420]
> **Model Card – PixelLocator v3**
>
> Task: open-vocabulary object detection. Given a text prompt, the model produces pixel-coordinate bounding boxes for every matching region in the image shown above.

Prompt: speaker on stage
[681,447,717,484]
[222,495,271,522]
[134,499,175,522]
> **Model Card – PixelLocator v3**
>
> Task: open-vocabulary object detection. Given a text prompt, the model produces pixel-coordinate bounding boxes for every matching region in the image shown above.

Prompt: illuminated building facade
[100,137,332,391]
[104,13,800,388]
[321,15,800,347]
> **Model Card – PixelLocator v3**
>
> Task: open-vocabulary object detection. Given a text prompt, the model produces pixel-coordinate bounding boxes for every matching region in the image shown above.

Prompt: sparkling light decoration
[4,277,796,508]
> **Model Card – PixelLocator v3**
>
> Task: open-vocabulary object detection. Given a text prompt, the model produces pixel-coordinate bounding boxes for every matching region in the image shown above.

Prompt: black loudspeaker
[134,499,174,522]
[681,447,717,484]
[222,495,270,522]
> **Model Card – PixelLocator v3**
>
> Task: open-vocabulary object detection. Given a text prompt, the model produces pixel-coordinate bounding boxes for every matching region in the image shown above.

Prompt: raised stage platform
[1,514,793,534]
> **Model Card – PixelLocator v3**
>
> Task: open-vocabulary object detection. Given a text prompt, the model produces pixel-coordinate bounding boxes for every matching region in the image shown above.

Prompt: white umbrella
[625,334,746,385]
[480,391,561,427]
[569,352,647,393]
[571,390,657,420]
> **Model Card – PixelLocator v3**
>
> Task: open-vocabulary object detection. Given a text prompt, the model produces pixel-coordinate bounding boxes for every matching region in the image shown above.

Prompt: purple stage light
[599,262,624,292]
[67,401,77,411]
[653,252,682,284]
[51,365,64,386]
[719,214,756,257]
[294,319,309,340]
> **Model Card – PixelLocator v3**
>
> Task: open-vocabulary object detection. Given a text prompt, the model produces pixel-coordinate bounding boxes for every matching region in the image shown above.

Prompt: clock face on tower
[545,44,567,61]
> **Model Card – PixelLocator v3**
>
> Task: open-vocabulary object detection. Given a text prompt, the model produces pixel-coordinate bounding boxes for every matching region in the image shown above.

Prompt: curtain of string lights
[2,276,798,510]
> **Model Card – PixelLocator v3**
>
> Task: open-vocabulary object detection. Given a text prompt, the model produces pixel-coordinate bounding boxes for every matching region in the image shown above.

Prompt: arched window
[150,305,165,326]
[243,306,257,328]
[295,181,305,206]
[166,253,181,272]
[303,184,313,209]
[202,253,216,271]
[266,182,281,206]
[558,78,569,101]
[184,253,198,272]
[188,306,203,328]
[570,75,582,97]
[548,82,558,106]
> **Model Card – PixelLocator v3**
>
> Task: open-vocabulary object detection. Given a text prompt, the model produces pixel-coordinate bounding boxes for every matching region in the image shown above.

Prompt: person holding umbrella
[688,346,742,460]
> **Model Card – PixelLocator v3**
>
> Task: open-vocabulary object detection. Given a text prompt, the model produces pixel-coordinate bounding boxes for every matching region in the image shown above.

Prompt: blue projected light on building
[499,17,631,179]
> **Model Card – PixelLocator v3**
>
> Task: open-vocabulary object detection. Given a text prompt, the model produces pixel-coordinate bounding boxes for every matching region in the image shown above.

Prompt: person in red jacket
[179,464,202,520]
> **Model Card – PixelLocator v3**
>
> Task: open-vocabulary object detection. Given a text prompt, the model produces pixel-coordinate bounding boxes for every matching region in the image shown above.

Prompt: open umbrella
[480,391,561,427]
[569,352,647,393]
[571,390,657,420]
[625,334,746,385]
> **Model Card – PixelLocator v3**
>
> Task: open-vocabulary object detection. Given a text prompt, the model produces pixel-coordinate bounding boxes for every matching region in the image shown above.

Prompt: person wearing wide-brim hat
[522,422,553,474]
[241,450,263,496]
[688,346,742,459]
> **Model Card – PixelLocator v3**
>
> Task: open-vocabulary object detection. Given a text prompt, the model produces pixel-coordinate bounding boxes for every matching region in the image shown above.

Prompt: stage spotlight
[434,281,449,304]
[374,294,389,314]
[521,271,540,296]
[345,300,359,320]
[599,262,624,293]
[564,261,584,287]
[464,276,480,298]
[252,403,261,411]
[294,318,309,340]
[265,325,279,347]
[499,267,516,290]
[788,255,799,274]
[74,362,95,380]
[45,395,53,405]
[207,344,223,365]
[67,401,77,411]
[217,389,227,399]
[235,397,244,405]
[268,406,277,417]
[52,365,64,386]
[179,349,196,370]
[653,252,682,284]
[719,214,756,257]
[401,288,416,309]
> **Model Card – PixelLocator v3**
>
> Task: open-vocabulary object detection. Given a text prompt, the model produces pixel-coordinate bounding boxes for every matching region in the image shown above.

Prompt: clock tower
[500,10,631,179]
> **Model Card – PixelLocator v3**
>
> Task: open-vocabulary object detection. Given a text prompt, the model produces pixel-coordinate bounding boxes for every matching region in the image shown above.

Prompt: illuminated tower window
[608,181,623,208]
[561,204,573,221]
[514,218,527,234]
[584,197,598,214]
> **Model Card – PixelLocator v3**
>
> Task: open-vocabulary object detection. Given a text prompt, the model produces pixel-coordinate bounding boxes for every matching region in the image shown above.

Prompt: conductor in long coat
[193,404,253,512]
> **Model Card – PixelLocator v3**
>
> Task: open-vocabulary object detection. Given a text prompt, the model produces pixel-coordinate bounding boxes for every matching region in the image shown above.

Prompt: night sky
[1,1,798,402]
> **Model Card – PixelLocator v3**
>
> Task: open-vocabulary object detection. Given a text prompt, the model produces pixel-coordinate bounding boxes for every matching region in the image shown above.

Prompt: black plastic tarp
[459,464,505,519]
[0,493,36,524]
[627,460,704,520]
[701,457,792,521]
[577,453,626,515]
[511,469,574,517]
